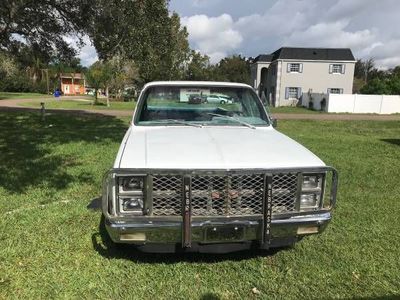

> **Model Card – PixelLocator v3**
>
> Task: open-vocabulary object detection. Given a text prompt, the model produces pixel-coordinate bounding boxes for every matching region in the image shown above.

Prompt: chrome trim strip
[105,166,336,176]
[107,212,332,229]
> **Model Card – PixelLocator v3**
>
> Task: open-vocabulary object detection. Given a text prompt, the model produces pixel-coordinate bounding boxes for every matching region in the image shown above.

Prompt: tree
[354,58,376,83]
[0,0,92,54]
[85,58,138,106]
[165,13,191,80]
[353,58,392,94]
[213,55,252,84]
[85,61,110,104]
[106,56,138,99]
[0,51,17,78]
[0,1,97,93]
[87,0,191,85]
[360,78,391,95]
[185,50,213,80]
[353,77,365,94]
[387,73,400,95]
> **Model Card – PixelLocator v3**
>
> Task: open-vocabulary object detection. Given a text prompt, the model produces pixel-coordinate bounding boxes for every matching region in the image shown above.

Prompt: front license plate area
[204,226,245,243]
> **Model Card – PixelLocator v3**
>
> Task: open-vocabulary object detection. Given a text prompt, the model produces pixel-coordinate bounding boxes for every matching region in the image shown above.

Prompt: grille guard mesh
[102,167,338,220]
[151,173,301,216]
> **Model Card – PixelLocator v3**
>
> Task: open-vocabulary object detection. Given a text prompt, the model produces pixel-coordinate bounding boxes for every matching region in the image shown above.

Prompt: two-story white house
[251,47,356,107]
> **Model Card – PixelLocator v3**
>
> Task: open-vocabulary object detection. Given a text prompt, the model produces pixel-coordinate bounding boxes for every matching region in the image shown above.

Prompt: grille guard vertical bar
[182,176,192,248]
[329,168,339,208]
[262,174,273,245]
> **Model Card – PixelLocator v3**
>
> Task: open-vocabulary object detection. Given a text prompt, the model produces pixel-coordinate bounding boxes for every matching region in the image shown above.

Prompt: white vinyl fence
[327,94,400,114]
[302,93,400,114]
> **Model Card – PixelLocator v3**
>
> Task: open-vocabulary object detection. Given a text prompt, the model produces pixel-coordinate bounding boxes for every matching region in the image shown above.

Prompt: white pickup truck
[102,81,338,253]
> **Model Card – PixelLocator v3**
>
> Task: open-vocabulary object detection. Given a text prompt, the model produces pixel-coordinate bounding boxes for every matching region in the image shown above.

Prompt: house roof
[271,47,355,61]
[60,73,84,79]
[253,54,273,63]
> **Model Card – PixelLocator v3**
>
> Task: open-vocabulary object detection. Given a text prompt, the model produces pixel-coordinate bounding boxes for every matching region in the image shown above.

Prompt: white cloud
[177,0,400,68]
[235,0,315,38]
[284,21,376,51]
[181,14,243,63]
[64,35,98,67]
[78,41,98,66]
[367,40,400,69]
[324,0,370,21]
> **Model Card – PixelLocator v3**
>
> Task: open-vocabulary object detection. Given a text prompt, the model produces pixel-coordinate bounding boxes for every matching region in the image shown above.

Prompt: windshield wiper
[153,119,202,128]
[207,113,256,129]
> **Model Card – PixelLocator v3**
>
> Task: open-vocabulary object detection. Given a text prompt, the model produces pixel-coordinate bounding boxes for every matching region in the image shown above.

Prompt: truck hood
[117,126,325,169]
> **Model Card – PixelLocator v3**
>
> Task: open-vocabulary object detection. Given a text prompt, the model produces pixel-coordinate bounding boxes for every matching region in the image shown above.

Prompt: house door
[64,85,69,94]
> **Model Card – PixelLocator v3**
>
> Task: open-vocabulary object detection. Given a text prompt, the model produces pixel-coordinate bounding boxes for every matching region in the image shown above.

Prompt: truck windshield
[136,85,270,127]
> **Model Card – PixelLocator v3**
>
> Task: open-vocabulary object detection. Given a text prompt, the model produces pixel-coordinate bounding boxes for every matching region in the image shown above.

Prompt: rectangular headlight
[300,174,323,211]
[300,194,319,207]
[120,196,144,215]
[302,175,322,189]
[118,176,145,193]
[117,175,146,215]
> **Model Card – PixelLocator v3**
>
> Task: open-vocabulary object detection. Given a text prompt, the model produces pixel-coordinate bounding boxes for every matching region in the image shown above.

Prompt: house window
[285,87,301,99]
[288,63,302,73]
[330,64,345,74]
[328,88,343,94]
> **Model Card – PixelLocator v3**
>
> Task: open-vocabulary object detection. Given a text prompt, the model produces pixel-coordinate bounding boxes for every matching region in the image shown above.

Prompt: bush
[0,72,47,93]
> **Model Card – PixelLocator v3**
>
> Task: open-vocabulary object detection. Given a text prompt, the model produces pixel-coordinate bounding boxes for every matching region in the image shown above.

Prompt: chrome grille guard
[102,167,338,247]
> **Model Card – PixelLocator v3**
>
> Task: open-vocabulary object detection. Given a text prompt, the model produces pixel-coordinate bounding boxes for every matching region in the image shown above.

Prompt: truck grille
[152,175,182,216]
[191,174,265,216]
[151,173,299,217]
[271,173,298,213]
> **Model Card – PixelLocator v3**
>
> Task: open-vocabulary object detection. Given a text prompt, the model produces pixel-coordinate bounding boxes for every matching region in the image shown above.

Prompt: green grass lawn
[16,97,318,115]
[0,92,51,100]
[269,106,322,114]
[0,112,399,299]
[19,99,136,111]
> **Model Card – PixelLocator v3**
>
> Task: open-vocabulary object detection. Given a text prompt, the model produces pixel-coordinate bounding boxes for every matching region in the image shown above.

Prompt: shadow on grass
[199,293,221,300]
[0,111,127,194]
[87,196,102,210]
[91,215,283,263]
[381,138,400,146]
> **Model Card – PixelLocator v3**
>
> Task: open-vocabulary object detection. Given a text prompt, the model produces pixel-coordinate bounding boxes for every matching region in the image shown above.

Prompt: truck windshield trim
[134,85,271,127]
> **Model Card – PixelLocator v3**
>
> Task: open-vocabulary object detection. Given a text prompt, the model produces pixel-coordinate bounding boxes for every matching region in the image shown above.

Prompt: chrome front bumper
[105,212,331,252]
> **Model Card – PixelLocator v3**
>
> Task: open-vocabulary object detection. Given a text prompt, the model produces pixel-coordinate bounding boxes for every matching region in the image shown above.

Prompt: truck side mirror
[272,119,278,128]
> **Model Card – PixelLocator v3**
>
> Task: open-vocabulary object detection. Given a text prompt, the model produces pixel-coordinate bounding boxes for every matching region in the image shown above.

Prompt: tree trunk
[94,88,98,105]
[106,86,110,107]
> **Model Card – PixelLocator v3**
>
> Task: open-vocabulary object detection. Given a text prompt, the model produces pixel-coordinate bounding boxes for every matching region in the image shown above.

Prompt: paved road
[1,97,400,121]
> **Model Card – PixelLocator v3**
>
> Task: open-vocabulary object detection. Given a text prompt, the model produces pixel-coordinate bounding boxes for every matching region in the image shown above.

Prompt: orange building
[60,73,85,95]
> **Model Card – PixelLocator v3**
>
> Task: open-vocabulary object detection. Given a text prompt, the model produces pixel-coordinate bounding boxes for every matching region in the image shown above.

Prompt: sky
[78,0,400,69]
